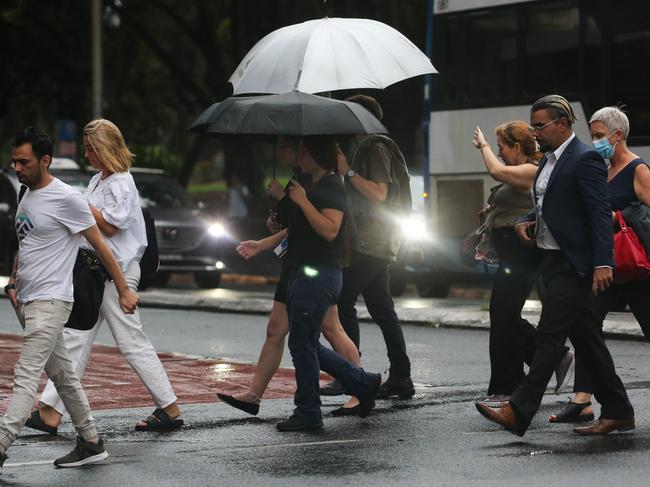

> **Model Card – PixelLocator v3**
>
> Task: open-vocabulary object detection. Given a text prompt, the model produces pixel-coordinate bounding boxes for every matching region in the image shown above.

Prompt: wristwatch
[345,168,356,179]
[4,283,15,294]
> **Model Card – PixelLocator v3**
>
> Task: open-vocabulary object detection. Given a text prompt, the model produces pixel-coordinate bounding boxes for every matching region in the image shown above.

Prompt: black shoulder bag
[18,185,107,330]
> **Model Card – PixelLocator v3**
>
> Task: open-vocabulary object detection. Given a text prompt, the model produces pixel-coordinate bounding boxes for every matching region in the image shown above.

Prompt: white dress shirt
[534,132,576,250]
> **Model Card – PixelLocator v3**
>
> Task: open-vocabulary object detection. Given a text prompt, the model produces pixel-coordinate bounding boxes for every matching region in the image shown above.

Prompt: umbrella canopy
[229,17,437,95]
[189,91,388,136]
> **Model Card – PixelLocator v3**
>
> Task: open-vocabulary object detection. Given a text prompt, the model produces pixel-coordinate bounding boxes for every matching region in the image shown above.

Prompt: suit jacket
[518,136,614,276]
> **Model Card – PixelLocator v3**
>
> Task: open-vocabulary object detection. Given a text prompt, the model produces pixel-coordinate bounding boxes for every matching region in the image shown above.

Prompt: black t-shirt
[286,173,347,268]
[276,173,311,228]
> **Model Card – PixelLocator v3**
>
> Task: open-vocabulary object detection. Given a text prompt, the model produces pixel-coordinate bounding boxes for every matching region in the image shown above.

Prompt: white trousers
[39,261,177,415]
[0,300,98,453]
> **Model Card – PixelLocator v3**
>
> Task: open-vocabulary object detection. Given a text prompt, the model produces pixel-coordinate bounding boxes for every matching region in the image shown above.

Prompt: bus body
[415,0,650,296]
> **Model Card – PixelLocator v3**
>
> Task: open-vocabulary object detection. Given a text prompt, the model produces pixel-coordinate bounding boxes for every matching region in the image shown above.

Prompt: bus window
[434,14,465,106]
[466,10,518,103]
[523,6,580,98]
[612,31,650,140]
[582,13,603,116]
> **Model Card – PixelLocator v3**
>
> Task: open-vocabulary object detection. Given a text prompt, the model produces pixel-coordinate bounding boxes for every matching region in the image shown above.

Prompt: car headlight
[399,216,429,242]
[207,222,228,238]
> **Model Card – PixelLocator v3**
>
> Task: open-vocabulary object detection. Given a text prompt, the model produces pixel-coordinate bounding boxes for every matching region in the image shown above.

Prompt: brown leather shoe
[573,417,635,436]
[475,401,519,433]
[476,394,511,408]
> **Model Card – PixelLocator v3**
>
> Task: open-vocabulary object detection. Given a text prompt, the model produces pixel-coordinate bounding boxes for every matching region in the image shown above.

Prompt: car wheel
[416,279,449,298]
[194,271,222,289]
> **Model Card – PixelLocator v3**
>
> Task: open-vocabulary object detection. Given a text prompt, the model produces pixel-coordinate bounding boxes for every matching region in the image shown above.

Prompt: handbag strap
[616,211,628,232]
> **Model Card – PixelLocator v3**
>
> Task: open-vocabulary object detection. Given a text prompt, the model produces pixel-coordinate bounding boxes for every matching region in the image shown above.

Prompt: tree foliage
[0,0,428,189]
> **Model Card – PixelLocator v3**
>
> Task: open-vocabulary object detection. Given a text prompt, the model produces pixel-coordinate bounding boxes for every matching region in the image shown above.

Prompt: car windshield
[52,170,94,194]
[134,175,196,210]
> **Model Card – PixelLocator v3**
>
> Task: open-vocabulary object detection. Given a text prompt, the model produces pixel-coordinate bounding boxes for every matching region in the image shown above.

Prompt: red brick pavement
[0,333,312,413]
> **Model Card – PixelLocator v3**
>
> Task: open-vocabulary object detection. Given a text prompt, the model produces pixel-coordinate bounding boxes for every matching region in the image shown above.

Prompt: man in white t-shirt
[1,128,139,470]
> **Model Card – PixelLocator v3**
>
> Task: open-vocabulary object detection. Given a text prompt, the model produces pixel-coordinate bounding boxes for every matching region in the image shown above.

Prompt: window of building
[523,6,580,98]
[611,30,650,140]
[465,10,518,103]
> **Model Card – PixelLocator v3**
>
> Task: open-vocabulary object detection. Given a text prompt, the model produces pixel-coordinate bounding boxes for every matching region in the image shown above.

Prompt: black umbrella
[188,91,388,136]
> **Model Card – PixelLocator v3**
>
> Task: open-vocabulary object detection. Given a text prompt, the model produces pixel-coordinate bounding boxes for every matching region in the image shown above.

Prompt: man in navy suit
[475,95,635,436]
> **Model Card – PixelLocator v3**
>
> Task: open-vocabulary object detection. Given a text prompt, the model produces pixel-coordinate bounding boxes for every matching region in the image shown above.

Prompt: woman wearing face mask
[472,122,574,409]
[550,106,650,424]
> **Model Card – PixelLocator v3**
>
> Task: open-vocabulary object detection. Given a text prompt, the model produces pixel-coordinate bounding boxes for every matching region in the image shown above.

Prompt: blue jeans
[287,265,380,420]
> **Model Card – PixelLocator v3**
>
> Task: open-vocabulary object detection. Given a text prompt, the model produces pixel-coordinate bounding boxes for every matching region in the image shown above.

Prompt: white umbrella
[229,17,437,95]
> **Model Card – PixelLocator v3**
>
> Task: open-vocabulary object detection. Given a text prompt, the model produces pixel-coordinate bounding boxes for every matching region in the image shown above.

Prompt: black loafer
[319,380,347,396]
[217,393,259,416]
[376,375,415,399]
[357,373,382,418]
[331,405,361,417]
[276,415,323,432]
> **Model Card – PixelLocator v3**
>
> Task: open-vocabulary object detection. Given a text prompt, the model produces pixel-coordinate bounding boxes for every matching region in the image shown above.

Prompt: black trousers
[573,278,650,393]
[509,251,634,435]
[338,252,411,377]
[487,227,542,395]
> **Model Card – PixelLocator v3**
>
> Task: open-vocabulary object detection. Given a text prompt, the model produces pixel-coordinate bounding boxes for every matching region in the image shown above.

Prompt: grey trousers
[0,300,98,453]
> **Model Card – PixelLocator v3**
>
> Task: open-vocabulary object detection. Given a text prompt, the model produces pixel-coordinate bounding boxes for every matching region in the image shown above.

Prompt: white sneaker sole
[54,451,109,468]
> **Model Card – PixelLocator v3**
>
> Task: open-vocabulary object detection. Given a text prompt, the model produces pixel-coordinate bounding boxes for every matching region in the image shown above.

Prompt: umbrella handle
[273,140,276,179]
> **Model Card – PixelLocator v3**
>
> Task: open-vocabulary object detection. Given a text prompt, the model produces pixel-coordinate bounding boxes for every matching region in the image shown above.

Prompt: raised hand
[472,126,488,149]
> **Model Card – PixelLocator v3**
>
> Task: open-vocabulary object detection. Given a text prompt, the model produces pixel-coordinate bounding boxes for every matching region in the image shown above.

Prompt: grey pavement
[0,277,646,339]
[4,386,650,487]
[1,284,650,485]
[136,284,647,340]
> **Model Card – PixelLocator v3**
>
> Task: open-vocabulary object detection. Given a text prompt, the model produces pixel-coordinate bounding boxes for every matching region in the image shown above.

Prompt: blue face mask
[592,132,617,159]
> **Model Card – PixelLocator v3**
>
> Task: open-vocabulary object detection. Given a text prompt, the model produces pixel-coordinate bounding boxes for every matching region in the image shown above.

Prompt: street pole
[422,0,434,212]
[92,0,102,118]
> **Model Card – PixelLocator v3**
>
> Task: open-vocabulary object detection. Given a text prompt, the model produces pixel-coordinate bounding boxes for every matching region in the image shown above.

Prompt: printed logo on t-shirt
[15,213,34,241]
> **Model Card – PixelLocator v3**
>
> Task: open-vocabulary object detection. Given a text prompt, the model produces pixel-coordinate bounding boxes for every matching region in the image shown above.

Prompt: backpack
[352,134,412,218]
[347,135,413,259]
[139,209,159,279]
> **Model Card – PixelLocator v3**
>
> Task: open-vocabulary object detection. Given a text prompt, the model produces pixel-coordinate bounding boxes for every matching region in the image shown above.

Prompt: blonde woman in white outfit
[25,119,183,433]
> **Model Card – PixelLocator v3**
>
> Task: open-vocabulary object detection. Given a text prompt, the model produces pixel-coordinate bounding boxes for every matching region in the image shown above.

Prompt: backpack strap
[18,185,27,203]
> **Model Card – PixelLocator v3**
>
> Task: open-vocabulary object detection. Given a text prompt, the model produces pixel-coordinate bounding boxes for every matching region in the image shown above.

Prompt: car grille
[156,225,205,252]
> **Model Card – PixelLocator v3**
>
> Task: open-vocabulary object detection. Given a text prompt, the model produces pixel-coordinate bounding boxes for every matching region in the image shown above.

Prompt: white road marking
[3,460,53,467]
[234,435,427,450]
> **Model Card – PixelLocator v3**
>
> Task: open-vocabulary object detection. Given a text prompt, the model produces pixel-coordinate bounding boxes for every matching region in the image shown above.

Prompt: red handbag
[613,211,650,283]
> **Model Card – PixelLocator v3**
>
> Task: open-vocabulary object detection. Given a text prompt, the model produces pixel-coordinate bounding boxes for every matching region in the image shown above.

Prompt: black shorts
[273,266,290,304]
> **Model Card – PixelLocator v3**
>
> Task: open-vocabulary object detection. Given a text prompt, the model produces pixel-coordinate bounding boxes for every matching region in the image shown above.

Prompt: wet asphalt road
[2,294,650,485]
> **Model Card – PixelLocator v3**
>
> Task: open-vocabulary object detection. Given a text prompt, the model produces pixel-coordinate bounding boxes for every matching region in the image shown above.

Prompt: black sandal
[24,410,58,435]
[134,408,184,432]
[549,401,594,423]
